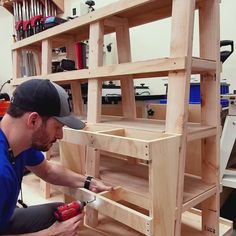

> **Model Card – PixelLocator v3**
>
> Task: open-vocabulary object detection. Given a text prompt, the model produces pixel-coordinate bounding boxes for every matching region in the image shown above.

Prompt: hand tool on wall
[14,1,24,41]
[30,0,44,34]
[54,197,96,222]
[23,0,33,38]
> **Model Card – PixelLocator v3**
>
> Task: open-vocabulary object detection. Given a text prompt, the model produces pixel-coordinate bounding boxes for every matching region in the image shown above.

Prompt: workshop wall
[0,7,14,96]
[0,0,235,96]
[220,1,236,93]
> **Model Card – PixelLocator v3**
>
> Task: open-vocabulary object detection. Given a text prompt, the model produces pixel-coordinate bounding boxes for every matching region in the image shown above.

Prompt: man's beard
[31,124,53,151]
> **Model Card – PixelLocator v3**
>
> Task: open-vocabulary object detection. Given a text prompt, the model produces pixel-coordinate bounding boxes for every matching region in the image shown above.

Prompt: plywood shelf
[100,118,217,142]
[99,155,217,214]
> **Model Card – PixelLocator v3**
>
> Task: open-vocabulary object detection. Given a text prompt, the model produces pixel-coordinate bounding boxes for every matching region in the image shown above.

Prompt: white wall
[220,1,236,93]
[0,0,235,95]
[0,7,14,95]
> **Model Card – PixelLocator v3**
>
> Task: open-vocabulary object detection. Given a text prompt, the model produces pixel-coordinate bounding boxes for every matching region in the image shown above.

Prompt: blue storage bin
[160,82,230,107]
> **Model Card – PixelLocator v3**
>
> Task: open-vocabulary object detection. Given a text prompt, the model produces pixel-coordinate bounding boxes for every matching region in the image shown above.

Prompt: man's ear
[27,112,41,129]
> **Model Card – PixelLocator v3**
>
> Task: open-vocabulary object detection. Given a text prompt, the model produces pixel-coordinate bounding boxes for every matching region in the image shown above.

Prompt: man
[0,79,112,235]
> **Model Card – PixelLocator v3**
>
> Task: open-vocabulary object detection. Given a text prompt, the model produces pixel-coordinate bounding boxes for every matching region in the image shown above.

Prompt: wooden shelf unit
[11,0,233,235]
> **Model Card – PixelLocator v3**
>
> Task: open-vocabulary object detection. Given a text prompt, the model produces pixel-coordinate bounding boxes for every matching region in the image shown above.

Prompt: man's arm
[27,159,112,192]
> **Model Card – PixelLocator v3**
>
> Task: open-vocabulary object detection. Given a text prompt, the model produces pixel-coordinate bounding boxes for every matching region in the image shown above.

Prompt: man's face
[31,117,64,151]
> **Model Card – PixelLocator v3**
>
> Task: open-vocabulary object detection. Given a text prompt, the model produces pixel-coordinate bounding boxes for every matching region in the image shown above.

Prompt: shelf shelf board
[100,155,217,214]
[99,117,217,142]
[12,57,216,85]
[182,175,216,212]
[12,0,205,50]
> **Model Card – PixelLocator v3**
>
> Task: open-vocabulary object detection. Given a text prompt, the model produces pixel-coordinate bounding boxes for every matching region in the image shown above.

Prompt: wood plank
[41,39,52,75]
[149,135,180,235]
[40,39,53,198]
[11,0,207,50]
[59,141,86,175]
[11,0,158,50]
[12,57,217,84]
[187,126,217,142]
[87,21,104,123]
[199,0,221,234]
[86,20,105,227]
[182,175,216,212]
[116,19,136,119]
[104,16,128,28]
[166,0,196,234]
[100,156,218,213]
[192,57,216,72]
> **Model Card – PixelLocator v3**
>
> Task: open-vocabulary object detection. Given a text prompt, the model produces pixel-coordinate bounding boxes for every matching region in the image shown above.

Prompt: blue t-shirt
[0,128,44,231]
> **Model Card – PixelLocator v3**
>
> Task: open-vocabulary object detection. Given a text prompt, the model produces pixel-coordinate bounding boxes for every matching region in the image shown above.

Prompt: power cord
[0,78,12,93]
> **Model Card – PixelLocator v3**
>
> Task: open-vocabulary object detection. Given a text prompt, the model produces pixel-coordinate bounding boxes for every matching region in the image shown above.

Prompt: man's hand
[47,213,84,236]
[89,178,113,193]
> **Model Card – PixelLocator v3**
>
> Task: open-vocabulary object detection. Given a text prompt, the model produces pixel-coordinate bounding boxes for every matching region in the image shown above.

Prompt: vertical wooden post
[40,39,53,199]
[115,19,136,119]
[85,20,104,227]
[115,19,137,164]
[199,0,220,235]
[59,141,86,203]
[87,21,104,123]
[149,137,180,236]
[41,39,52,75]
[166,0,196,235]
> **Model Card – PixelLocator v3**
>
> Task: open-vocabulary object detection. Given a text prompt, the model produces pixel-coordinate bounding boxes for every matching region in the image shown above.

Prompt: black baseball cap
[11,79,85,130]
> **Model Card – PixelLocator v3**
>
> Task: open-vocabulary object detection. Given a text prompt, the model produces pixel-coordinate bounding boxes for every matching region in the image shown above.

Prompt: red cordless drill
[54,198,96,222]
